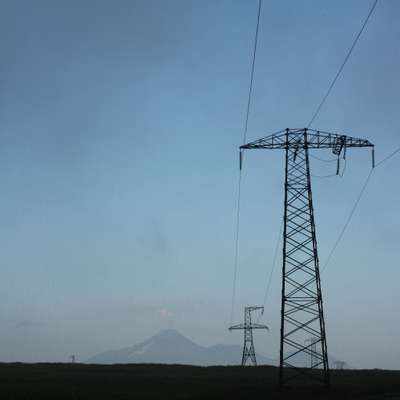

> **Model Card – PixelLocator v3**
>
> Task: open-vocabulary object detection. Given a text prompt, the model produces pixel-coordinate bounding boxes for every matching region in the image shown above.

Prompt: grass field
[1,363,400,399]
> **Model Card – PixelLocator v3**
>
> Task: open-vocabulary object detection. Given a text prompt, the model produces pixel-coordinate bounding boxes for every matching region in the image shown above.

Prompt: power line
[230,173,242,324]
[310,154,337,163]
[322,143,400,272]
[257,219,283,322]
[243,0,262,145]
[306,0,379,271]
[307,0,379,128]
[311,172,338,179]
[375,146,400,167]
[339,158,347,177]
[230,0,262,325]
[321,168,373,272]
[232,0,389,323]
[311,158,347,179]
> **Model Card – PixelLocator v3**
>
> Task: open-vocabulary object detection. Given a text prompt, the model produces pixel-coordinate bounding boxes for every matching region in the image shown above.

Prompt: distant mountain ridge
[86,329,275,366]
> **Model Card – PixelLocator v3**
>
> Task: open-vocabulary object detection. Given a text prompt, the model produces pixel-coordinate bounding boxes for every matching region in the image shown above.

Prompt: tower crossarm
[229,324,246,331]
[240,128,374,151]
[229,323,268,331]
[249,323,269,330]
[246,306,265,313]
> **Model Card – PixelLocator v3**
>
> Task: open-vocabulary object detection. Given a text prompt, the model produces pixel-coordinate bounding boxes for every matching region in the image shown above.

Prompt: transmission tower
[241,128,374,386]
[304,337,318,368]
[334,360,346,369]
[229,306,269,366]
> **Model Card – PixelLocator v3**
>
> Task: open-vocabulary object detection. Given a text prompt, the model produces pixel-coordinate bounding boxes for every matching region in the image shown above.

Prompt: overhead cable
[307,0,379,128]
[230,0,262,325]
[322,144,400,272]
[257,218,283,322]
[321,168,373,272]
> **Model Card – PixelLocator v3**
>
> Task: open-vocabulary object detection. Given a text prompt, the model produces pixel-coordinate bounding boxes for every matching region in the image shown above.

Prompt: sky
[0,0,399,369]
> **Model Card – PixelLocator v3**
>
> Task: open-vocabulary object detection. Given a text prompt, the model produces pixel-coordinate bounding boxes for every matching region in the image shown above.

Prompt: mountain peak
[150,329,195,346]
[154,329,182,338]
[86,330,275,366]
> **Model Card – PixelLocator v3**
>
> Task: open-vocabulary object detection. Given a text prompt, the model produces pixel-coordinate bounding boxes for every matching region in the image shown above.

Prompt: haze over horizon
[0,0,399,369]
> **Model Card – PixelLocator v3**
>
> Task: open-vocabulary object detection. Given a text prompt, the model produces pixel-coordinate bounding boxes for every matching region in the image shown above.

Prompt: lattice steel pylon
[229,306,269,366]
[241,128,374,386]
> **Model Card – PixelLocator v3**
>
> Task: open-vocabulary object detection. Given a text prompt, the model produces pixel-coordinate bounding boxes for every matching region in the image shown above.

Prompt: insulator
[372,147,375,169]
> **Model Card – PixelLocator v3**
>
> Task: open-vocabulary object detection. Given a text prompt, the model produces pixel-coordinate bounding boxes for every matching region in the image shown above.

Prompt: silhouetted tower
[304,337,318,368]
[229,306,269,366]
[69,355,75,363]
[334,360,346,369]
[241,128,374,386]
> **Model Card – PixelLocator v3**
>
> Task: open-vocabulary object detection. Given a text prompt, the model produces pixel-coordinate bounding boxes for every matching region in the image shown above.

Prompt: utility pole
[229,306,269,366]
[241,128,374,386]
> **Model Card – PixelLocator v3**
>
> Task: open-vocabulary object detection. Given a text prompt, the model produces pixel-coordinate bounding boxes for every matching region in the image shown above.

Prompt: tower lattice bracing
[229,306,269,366]
[241,128,374,386]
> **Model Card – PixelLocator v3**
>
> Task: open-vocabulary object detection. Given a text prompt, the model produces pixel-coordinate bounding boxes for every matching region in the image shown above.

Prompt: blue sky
[0,0,399,368]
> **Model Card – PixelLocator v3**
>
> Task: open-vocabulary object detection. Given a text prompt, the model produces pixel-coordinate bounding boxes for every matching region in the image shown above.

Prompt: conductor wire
[230,0,262,325]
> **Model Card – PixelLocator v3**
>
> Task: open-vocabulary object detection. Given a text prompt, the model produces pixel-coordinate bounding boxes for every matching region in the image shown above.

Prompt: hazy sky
[0,0,399,369]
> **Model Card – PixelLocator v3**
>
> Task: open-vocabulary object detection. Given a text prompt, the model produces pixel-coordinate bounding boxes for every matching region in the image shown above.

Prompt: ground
[0,363,400,399]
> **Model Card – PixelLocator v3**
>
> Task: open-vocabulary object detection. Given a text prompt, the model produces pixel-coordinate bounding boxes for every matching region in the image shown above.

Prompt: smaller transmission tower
[334,360,346,370]
[229,306,269,366]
